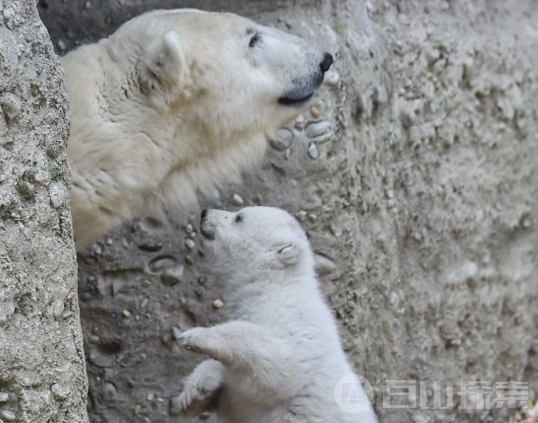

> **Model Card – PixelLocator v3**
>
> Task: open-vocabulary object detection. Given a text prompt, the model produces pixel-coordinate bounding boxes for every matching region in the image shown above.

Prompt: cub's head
[199,207,314,277]
[109,9,332,138]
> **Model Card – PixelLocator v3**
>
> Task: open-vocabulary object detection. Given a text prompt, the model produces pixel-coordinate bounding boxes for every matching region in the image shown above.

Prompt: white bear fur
[62,9,328,249]
[178,207,378,423]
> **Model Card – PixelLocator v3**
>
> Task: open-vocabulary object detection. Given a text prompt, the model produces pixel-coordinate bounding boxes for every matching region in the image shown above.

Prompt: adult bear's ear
[276,243,301,266]
[141,31,186,89]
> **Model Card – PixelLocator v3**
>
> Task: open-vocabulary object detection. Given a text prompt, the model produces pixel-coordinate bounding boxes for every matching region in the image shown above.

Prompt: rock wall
[0,1,89,422]
[38,1,538,422]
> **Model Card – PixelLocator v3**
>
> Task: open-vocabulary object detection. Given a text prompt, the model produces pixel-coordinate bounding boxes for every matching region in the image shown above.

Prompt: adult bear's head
[110,9,332,139]
[63,9,333,250]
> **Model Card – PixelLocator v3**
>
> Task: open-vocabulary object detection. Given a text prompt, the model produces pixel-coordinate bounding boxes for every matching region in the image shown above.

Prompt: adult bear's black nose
[320,53,333,73]
[201,209,208,219]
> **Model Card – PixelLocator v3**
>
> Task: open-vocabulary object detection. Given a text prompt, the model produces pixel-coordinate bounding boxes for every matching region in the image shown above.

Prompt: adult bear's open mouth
[278,92,314,106]
[279,53,333,106]
[278,73,322,106]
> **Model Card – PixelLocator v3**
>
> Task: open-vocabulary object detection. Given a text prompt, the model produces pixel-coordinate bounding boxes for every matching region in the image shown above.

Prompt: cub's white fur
[178,207,377,423]
[62,9,331,249]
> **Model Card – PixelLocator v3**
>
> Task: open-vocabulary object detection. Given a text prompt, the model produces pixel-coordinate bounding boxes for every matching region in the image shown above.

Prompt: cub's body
[178,207,377,423]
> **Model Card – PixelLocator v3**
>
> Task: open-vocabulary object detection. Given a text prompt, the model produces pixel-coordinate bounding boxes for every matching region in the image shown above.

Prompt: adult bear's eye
[249,32,261,48]
[234,214,243,223]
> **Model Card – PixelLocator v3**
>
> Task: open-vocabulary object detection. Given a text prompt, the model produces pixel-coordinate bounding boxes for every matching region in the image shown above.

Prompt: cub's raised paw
[177,327,211,355]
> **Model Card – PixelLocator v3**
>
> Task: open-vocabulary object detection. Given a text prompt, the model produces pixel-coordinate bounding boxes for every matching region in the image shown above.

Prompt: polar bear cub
[62,9,332,250]
[177,207,377,423]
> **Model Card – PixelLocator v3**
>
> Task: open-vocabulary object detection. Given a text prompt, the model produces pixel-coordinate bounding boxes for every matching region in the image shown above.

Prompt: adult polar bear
[177,207,378,423]
[62,9,332,250]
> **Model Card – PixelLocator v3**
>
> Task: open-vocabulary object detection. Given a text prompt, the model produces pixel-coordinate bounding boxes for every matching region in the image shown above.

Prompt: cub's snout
[200,209,215,240]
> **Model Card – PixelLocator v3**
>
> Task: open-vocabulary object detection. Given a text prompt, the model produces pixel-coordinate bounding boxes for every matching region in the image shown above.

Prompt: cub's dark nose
[320,53,333,73]
[201,209,208,220]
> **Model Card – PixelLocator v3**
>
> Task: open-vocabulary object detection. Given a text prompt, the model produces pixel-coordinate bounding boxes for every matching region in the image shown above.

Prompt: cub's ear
[276,243,301,266]
[141,31,186,88]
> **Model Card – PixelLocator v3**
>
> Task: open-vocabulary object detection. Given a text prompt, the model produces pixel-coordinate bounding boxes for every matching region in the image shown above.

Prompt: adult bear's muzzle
[278,52,333,106]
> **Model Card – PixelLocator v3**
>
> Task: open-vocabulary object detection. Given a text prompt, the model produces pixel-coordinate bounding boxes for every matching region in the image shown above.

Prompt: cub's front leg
[178,321,285,369]
[179,359,225,418]
[179,322,299,405]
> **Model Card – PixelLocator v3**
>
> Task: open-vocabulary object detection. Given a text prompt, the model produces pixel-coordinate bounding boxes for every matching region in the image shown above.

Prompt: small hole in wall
[94,339,122,356]
[38,0,49,10]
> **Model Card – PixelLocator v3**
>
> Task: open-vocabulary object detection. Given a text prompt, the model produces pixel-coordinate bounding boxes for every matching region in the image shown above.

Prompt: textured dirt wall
[38,0,538,422]
[0,1,89,422]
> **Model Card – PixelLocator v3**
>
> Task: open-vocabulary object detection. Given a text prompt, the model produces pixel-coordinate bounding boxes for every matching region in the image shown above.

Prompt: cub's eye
[234,214,243,223]
[249,32,261,48]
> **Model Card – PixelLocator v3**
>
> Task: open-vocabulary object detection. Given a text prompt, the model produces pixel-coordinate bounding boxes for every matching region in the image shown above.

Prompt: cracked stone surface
[0,1,89,422]
[37,0,538,422]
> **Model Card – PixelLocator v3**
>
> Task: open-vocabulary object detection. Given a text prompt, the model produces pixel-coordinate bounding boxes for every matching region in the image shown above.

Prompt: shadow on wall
[38,0,314,52]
